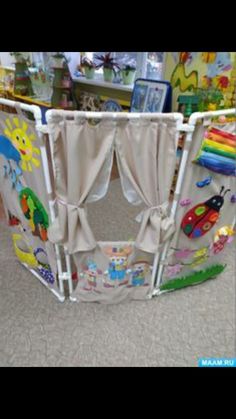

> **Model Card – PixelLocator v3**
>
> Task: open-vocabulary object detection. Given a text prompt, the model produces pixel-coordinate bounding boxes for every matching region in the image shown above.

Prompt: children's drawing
[201,52,217,64]
[4,117,41,172]
[170,52,198,92]
[181,186,230,239]
[19,187,49,241]
[206,52,232,78]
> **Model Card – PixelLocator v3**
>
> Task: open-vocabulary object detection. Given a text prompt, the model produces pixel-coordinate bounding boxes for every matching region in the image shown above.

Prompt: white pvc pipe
[154,108,236,293]
[0,98,66,299]
[46,109,183,123]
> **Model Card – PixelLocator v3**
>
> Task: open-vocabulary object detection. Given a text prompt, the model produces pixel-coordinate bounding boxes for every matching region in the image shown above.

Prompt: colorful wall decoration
[164,52,236,111]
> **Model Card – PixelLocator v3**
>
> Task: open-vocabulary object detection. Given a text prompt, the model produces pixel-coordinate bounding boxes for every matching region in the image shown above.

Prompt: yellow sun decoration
[4,117,41,172]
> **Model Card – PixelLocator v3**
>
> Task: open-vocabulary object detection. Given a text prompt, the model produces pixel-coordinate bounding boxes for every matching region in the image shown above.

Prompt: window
[84,52,164,81]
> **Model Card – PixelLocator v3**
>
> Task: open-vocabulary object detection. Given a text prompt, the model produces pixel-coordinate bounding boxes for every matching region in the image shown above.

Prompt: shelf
[53,85,72,89]
[14,94,52,108]
[73,76,134,92]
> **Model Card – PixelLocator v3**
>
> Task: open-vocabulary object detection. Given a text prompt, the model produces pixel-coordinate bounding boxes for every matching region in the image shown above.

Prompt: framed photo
[130,78,172,113]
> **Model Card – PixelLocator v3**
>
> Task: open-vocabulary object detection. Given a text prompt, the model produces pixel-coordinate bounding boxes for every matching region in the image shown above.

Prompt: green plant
[160,264,226,292]
[122,64,136,74]
[10,52,30,65]
[52,52,65,59]
[95,52,120,72]
[81,57,96,69]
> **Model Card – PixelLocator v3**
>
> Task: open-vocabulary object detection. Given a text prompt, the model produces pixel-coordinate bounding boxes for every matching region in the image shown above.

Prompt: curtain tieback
[136,201,169,223]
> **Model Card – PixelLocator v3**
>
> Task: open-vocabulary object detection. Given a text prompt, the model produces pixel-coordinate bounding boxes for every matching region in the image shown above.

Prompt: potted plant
[81,57,96,79]
[10,52,30,64]
[94,52,120,83]
[52,52,66,68]
[121,63,136,85]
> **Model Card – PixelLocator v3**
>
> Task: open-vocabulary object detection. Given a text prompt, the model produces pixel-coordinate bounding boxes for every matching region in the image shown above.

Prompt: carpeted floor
[0,180,235,367]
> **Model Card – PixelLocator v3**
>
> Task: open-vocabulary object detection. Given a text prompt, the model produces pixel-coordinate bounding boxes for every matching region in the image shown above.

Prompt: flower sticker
[166,264,183,278]
[174,248,193,259]
[190,256,208,267]
[193,247,208,259]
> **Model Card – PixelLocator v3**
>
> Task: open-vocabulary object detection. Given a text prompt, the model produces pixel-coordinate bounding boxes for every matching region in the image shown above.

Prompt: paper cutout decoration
[4,117,41,172]
[196,176,212,188]
[231,194,236,203]
[12,233,38,267]
[19,187,49,241]
[193,127,236,176]
[193,247,208,258]
[161,264,226,292]
[0,135,21,164]
[165,263,183,278]
[34,248,54,284]
[214,226,235,243]
[180,198,192,207]
[190,255,208,267]
[174,248,194,259]
[181,186,230,239]
[8,211,21,226]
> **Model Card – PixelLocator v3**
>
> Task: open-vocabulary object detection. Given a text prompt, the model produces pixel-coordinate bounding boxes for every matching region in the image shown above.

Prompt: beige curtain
[115,117,177,253]
[48,115,116,254]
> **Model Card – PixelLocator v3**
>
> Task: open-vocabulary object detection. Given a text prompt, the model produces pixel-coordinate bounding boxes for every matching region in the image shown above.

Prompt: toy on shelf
[177,95,199,117]
[50,54,75,110]
[10,52,34,97]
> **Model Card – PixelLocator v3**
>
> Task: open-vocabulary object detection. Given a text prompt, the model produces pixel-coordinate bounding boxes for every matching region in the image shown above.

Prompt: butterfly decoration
[193,247,208,258]
[165,264,183,278]
[174,248,194,259]
[3,161,23,192]
[196,176,212,188]
[190,255,208,267]
[180,198,192,207]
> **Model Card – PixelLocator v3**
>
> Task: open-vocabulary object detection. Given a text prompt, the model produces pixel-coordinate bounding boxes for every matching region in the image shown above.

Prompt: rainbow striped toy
[193,127,236,176]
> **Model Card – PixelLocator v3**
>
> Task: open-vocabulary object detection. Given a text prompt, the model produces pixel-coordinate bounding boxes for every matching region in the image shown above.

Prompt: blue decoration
[0,135,21,164]
[196,176,212,188]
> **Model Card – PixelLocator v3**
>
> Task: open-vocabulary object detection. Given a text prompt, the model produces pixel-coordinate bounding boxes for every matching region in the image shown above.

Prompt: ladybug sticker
[181,186,230,239]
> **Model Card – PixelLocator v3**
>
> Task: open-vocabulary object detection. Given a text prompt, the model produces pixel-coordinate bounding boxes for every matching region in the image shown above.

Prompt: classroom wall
[163,52,236,111]
[0,52,14,67]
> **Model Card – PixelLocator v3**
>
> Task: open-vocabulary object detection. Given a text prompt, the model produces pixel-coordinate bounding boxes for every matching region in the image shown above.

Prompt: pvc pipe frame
[0,98,65,302]
[1,100,235,302]
[153,108,236,295]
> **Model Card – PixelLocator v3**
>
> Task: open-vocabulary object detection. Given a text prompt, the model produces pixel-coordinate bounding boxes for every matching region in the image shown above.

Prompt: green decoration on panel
[160,264,226,292]
[19,187,49,242]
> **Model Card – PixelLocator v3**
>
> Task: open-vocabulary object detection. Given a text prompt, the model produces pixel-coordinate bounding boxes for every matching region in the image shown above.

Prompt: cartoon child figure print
[131,261,150,286]
[82,260,102,290]
[104,246,132,284]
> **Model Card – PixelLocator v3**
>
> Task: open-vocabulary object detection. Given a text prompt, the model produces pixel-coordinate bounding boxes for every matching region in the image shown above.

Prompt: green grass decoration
[160,264,226,292]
